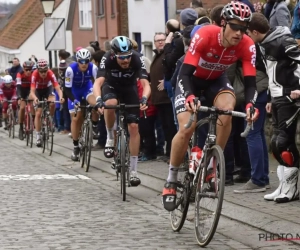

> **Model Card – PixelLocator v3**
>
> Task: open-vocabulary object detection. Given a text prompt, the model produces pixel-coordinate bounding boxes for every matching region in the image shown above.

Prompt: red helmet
[221,1,252,22]
[37,59,49,69]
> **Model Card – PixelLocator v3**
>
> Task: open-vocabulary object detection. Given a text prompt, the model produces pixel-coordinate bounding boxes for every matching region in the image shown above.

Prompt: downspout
[93,0,98,41]
[117,0,121,35]
[164,0,168,23]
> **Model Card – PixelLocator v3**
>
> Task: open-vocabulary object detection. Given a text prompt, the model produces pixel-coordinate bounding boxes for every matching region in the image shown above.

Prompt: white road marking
[0,174,90,180]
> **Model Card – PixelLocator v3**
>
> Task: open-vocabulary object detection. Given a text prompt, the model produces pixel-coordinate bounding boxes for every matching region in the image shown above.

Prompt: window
[99,0,105,16]
[111,0,115,16]
[133,33,141,52]
[78,0,92,28]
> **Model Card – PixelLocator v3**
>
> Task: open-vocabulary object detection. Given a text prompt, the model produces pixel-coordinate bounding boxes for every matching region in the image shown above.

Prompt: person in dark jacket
[8,58,23,80]
[247,13,300,203]
[150,32,177,162]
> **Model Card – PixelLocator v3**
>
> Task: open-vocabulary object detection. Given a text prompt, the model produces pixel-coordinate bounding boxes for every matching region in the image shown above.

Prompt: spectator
[237,0,255,13]
[291,0,300,45]
[58,60,71,135]
[269,0,291,28]
[86,46,95,55]
[58,50,74,64]
[89,41,100,51]
[191,0,203,8]
[194,7,207,18]
[209,5,224,26]
[150,32,177,162]
[90,50,107,151]
[8,58,23,80]
[264,0,276,20]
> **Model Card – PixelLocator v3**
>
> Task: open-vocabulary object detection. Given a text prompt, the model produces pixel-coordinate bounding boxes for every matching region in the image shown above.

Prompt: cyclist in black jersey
[93,36,151,186]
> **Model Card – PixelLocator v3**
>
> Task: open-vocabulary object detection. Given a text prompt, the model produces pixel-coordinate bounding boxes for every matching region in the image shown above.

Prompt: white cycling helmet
[76,48,91,61]
[3,75,13,84]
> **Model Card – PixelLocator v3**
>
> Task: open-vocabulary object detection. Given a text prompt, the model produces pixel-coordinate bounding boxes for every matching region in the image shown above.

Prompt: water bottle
[189,146,202,175]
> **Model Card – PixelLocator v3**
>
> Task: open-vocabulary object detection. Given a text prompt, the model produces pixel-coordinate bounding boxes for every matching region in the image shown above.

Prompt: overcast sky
[0,0,21,3]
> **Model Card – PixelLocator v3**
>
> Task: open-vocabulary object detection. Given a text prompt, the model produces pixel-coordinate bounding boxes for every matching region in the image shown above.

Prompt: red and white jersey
[184,25,256,80]
[0,82,17,101]
[16,71,32,88]
[31,69,59,90]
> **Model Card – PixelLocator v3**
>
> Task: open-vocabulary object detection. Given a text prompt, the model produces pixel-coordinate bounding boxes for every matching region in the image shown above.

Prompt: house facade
[0,0,72,72]
[70,0,128,52]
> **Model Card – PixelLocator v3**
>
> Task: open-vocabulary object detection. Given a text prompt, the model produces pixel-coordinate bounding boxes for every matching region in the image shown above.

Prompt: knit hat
[180,8,198,26]
[59,60,68,69]
[76,46,83,52]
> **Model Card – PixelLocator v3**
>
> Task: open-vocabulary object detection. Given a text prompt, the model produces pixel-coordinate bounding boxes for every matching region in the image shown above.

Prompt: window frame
[78,0,92,28]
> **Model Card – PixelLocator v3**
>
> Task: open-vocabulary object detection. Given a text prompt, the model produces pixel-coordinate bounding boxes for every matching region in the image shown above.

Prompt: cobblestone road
[0,133,299,250]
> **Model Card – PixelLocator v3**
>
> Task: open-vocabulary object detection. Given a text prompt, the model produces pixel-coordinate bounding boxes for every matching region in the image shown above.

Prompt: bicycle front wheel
[194,145,225,247]
[79,125,86,168]
[29,113,33,148]
[84,121,93,172]
[120,130,126,201]
[47,117,54,156]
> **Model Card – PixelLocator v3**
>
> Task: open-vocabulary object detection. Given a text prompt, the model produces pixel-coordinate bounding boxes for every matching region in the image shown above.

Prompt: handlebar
[184,105,252,138]
[103,103,147,119]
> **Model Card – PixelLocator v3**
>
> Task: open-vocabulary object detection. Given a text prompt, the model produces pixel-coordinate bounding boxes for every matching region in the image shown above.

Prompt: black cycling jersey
[97,50,148,85]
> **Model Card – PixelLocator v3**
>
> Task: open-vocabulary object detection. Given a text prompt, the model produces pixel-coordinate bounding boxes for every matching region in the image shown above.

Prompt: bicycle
[37,100,60,156]
[6,100,17,139]
[104,103,141,202]
[20,99,34,147]
[170,99,251,247]
[74,104,94,172]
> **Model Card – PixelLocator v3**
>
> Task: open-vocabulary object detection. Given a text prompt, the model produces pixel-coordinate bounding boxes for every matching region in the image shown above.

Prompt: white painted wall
[128,0,176,60]
[17,0,72,68]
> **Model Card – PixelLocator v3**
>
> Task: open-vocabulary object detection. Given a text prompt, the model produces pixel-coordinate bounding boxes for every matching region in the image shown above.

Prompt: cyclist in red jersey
[0,75,17,130]
[16,60,35,140]
[30,59,64,147]
[162,1,260,211]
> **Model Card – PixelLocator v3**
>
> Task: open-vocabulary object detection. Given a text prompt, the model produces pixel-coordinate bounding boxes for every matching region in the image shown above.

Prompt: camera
[173,31,182,39]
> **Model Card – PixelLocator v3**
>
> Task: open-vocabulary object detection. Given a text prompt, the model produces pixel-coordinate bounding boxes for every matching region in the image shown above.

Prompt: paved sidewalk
[4,128,300,246]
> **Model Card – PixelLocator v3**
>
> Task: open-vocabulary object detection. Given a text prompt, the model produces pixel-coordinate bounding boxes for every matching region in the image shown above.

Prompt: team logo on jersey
[199,58,229,71]
[65,77,70,82]
[100,57,106,69]
[189,33,202,55]
[249,45,256,67]
[229,50,235,55]
[207,53,213,57]
[140,56,146,70]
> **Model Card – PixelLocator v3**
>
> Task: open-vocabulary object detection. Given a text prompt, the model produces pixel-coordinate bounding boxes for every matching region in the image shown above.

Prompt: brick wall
[120,0,128,37]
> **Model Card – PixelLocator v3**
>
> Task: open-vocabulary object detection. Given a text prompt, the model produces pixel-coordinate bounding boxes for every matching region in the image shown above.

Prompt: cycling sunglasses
[24,68,32,72]
[78,59,90,64]
[116,53,132,60]
[39,69,48,74]
[227,22,248,33]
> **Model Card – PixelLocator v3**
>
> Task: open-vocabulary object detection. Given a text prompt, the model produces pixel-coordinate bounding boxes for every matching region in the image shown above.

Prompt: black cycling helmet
[111,36,133,54]
[23,60,34,69]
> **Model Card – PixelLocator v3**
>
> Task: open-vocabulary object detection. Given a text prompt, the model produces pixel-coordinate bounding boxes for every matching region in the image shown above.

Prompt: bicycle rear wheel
[120,130,126,201]
[194,145,225,247]
[84,121,93,172]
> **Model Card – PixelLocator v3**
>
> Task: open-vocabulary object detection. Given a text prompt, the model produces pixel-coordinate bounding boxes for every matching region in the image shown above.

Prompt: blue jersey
[65,62,98,89]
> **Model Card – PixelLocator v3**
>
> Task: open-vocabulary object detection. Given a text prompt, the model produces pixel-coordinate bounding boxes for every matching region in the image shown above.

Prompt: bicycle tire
[42,117,46,153]
[170,147,191,232]
[120,130,126,201]
[29,113,33,148]
[26,115,29,146]
[84,121,93,172]
[79,125,86,168]
[47,117,54,156]
[194,145,225,247]
[12,111,15,139]
[7,110,12,137]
